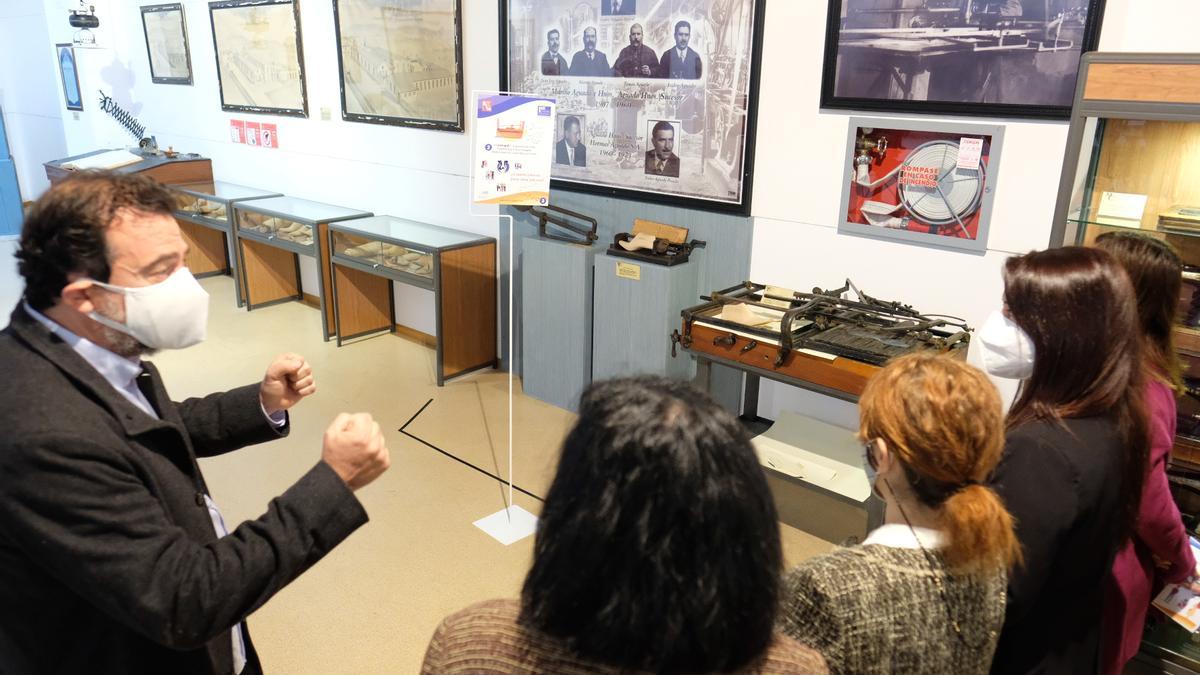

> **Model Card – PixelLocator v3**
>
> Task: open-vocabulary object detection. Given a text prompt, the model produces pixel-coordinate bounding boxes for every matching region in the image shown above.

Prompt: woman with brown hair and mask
[1095,231,1196,675]
[779,351,1020,674]
[979,246,1149,674]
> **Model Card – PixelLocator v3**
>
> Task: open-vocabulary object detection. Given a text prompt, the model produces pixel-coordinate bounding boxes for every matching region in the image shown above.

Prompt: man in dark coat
[541,28,568,76]
[569,27,611,77]
[0,172,390,674]
[612,23,659,78]
[555,115,587,167]
[644,120,681,177]
[659,20,702,80]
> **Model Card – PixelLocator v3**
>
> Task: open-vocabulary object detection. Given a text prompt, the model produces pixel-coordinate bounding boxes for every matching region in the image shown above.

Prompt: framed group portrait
[140,3,194,85]
[837,117,1004,254]
[821,0,1107,120]
[499,0,767,215]
[209,0,308,117]
[333,0,465,132]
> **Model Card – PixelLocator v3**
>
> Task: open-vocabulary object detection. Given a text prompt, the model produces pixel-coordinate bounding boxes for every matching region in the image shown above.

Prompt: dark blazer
[0,305,368,674]
[555,139,586,167]
[569,49,611,77]
[601,0,635,15]
[540,51,568,76]
[644,150,680,177]
[989,417,1125,675]
[659,46,702,79]
[613,45,660,77]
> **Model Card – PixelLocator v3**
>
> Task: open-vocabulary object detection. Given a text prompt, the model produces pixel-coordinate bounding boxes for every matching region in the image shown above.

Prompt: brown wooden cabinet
[328,216,497,385]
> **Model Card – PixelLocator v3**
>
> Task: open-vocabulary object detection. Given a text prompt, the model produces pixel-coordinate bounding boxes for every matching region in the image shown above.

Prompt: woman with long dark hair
[779,352,1019,674]
[981,246,1149,674]
[1095,231,1195,675]
[420,376,827,674]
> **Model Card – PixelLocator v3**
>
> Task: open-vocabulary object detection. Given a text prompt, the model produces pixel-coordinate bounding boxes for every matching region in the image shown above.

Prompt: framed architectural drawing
[333,0,464,132]
[838,117,1004,254]
[500,0,767,215]
[141,3,193,85]
[56,44,83,111]
[821,0,1107,120]
[209,0,308,117]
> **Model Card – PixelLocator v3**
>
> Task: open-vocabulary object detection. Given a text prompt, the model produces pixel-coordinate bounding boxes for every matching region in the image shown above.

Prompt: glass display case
[232,196,371,340]
[328,216,497,385]
[170,181,281,305]
[1053,53,1200,674]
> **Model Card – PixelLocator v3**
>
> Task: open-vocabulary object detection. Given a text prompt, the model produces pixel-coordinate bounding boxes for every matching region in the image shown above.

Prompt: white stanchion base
[473,505,538,545]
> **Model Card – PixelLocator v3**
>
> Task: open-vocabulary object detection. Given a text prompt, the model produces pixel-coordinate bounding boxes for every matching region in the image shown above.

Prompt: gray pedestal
[520,237,595,412]
[592,253,698,382]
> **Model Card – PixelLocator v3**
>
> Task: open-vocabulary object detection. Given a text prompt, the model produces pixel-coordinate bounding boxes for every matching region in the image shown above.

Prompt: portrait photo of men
[613,23,659,78]
[660,20,702,80]
[555,115,587,167]
[570,26,611,77]
[541,28,568,76]
[645,120,681,177]
[601,0,635,15]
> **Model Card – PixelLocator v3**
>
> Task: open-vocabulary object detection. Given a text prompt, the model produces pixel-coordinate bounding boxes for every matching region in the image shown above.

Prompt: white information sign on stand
[472,93,555,206]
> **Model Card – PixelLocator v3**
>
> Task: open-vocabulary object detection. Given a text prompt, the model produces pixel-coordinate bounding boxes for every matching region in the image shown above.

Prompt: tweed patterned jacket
[421,598,829,674]
[779,531,1006,675]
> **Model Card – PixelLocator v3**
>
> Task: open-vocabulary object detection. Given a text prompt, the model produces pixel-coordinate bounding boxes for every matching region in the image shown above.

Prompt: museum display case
[327,216,497,385]
[232,196,371,339]
[170,181,280,304]
[1052,53,1200,674]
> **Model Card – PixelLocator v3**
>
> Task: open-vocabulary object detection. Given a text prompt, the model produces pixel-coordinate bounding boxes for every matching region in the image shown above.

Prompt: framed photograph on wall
[56,44,83,111]
[141,3,193,85]
[333,0,464,132]
[838,117,1004,254]
[209,0,308,117]
[500,0,767,215]
[821,0,1107,119]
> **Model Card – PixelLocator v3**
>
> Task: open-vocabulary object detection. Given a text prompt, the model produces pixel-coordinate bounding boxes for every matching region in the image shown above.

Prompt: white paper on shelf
[751,412,871,502]
[62,150,144,171]
[1096,191,1148,228]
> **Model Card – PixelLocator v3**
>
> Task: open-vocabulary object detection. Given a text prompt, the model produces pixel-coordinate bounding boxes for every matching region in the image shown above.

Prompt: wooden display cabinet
[328,216,497,385]
[44,149,212,186]
[169,181,280,305]
[232,196,371,339]
[1052,53,1200,673]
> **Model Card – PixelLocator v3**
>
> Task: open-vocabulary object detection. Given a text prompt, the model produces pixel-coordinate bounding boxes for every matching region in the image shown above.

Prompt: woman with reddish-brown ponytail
[1095,231,1196,675]
[779,352,1019,675]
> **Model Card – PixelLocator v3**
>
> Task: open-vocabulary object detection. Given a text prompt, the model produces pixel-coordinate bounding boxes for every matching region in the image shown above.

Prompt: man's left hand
[261,353,315,415]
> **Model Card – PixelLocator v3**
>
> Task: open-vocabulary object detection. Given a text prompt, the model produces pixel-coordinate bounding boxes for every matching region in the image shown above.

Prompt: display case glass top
[174,180,280,202]
[234,196,371,224]
[330,216,493,251]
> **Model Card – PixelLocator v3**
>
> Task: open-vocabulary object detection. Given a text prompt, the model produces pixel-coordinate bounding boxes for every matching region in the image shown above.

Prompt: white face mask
[87,267,209,350]
[977,310,1035,379]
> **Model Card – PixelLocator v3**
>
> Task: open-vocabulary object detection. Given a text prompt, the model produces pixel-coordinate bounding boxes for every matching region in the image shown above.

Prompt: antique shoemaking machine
[671,279,970,397]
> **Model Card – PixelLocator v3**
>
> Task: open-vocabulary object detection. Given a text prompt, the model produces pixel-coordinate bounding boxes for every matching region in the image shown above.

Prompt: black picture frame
[498,0,767,216]
[820,0,1107,120]
[209,0,309,117]
[56,43,83,111]
[333,0,465,132]
[141,3,194,85]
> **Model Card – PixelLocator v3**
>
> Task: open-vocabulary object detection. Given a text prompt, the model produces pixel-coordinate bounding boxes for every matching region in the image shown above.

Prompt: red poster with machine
[845,125,994,241]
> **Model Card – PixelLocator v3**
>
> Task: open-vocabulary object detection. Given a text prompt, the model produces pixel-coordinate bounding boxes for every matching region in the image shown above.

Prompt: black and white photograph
[821,0,1107,119]
[644,119,680,177]
[501,0,766,214]
[555,113,588,167]
[209,0,308,117]
[334,0,463,131]
[140,3,193,85]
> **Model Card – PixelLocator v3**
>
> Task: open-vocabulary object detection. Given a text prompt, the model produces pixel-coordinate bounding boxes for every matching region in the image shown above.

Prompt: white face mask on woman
[977,310,1035,380]
[87,267,209,350]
